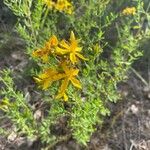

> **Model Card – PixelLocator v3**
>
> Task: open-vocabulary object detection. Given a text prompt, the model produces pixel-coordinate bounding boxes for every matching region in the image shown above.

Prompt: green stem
[130,67,148,86]
[0,77,31,112]
[41,7,49,29]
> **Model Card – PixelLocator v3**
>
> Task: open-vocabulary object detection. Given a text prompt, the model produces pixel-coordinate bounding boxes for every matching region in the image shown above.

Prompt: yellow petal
[52,73,66,81]
[49,35,58,46]
[41,54,49,62]
[56,92,68,101]
[70,77,82,89]
[32,49,43,57]
[56,47,69,55]
[34,68,59,90]
[61,61,70,73]
[70,31,75,42]
[42,79,52,90]
[55,93,63,99]
[39,73,48,79]
[46,68,58,74]
[72,69,79,76]
[59,78,69,93]
[38,69,57,80]
[33,77,42,83]
[34,77,53,90]
[63,93,68,101]
[44,0,54,8]
[76,53,88,61]
[70,53,77,64]
[75,46,82,52]
[56,78,69,100]
[59,40,70,49]
[45,42,51,50]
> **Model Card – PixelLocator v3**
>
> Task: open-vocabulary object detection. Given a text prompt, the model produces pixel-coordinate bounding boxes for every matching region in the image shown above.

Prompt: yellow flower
[34,62,82,101]
[55,0,73,14]
[122,7,136,15]
[43,0,55,8]
[0,98,11,111]
[32,35,58,62]
[43,0,73,14]
[34,68,65,90]
[56,31,87,64]
[56,62,82,101]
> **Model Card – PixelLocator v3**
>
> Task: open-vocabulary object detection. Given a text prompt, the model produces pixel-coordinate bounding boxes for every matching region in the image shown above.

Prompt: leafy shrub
[0,0,149,148]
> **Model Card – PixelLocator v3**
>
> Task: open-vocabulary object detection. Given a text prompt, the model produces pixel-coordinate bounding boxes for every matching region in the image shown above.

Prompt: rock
[7,131,17,142]
[130,104,139,115]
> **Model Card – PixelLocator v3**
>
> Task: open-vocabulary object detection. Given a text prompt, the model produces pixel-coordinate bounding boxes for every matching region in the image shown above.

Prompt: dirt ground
[0,2,150,150]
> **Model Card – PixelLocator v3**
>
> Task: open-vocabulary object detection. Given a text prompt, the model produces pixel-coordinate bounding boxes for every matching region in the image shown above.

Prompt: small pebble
[130,104,139,115]
[7,131,17,142]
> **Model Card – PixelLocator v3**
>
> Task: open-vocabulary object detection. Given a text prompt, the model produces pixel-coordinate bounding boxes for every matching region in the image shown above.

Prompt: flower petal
[70,53,77,64]
[40,68,58,79]
[49,35,58,46]
[34,68,60,90]
[56,47,69,55]
[70,31,75,42]
[33,77,42,83]
[55,92,68,101]
[75,46,82,52]
[59,78,69,93]
[72,69,79,76]
[61,62,70,73]
[63,93,68,101]
[56,78,69,100]
[76,53,88,61]
[42,79,53,90]
[32,49,44,57]
[52,73,66,81]
[41,54,49,62]
[70,77,82,89]
[34,77,52,90]
[59,40,70,49]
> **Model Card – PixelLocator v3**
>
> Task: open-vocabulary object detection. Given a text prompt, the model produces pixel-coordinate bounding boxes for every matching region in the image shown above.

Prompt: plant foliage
[0,0,149,148]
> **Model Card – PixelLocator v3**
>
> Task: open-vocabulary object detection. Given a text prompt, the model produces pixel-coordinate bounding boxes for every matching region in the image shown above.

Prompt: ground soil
[0,2,150,150]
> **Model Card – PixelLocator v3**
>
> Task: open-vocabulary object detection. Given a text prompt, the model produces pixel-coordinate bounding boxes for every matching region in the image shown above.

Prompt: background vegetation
[0,0,150,149]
